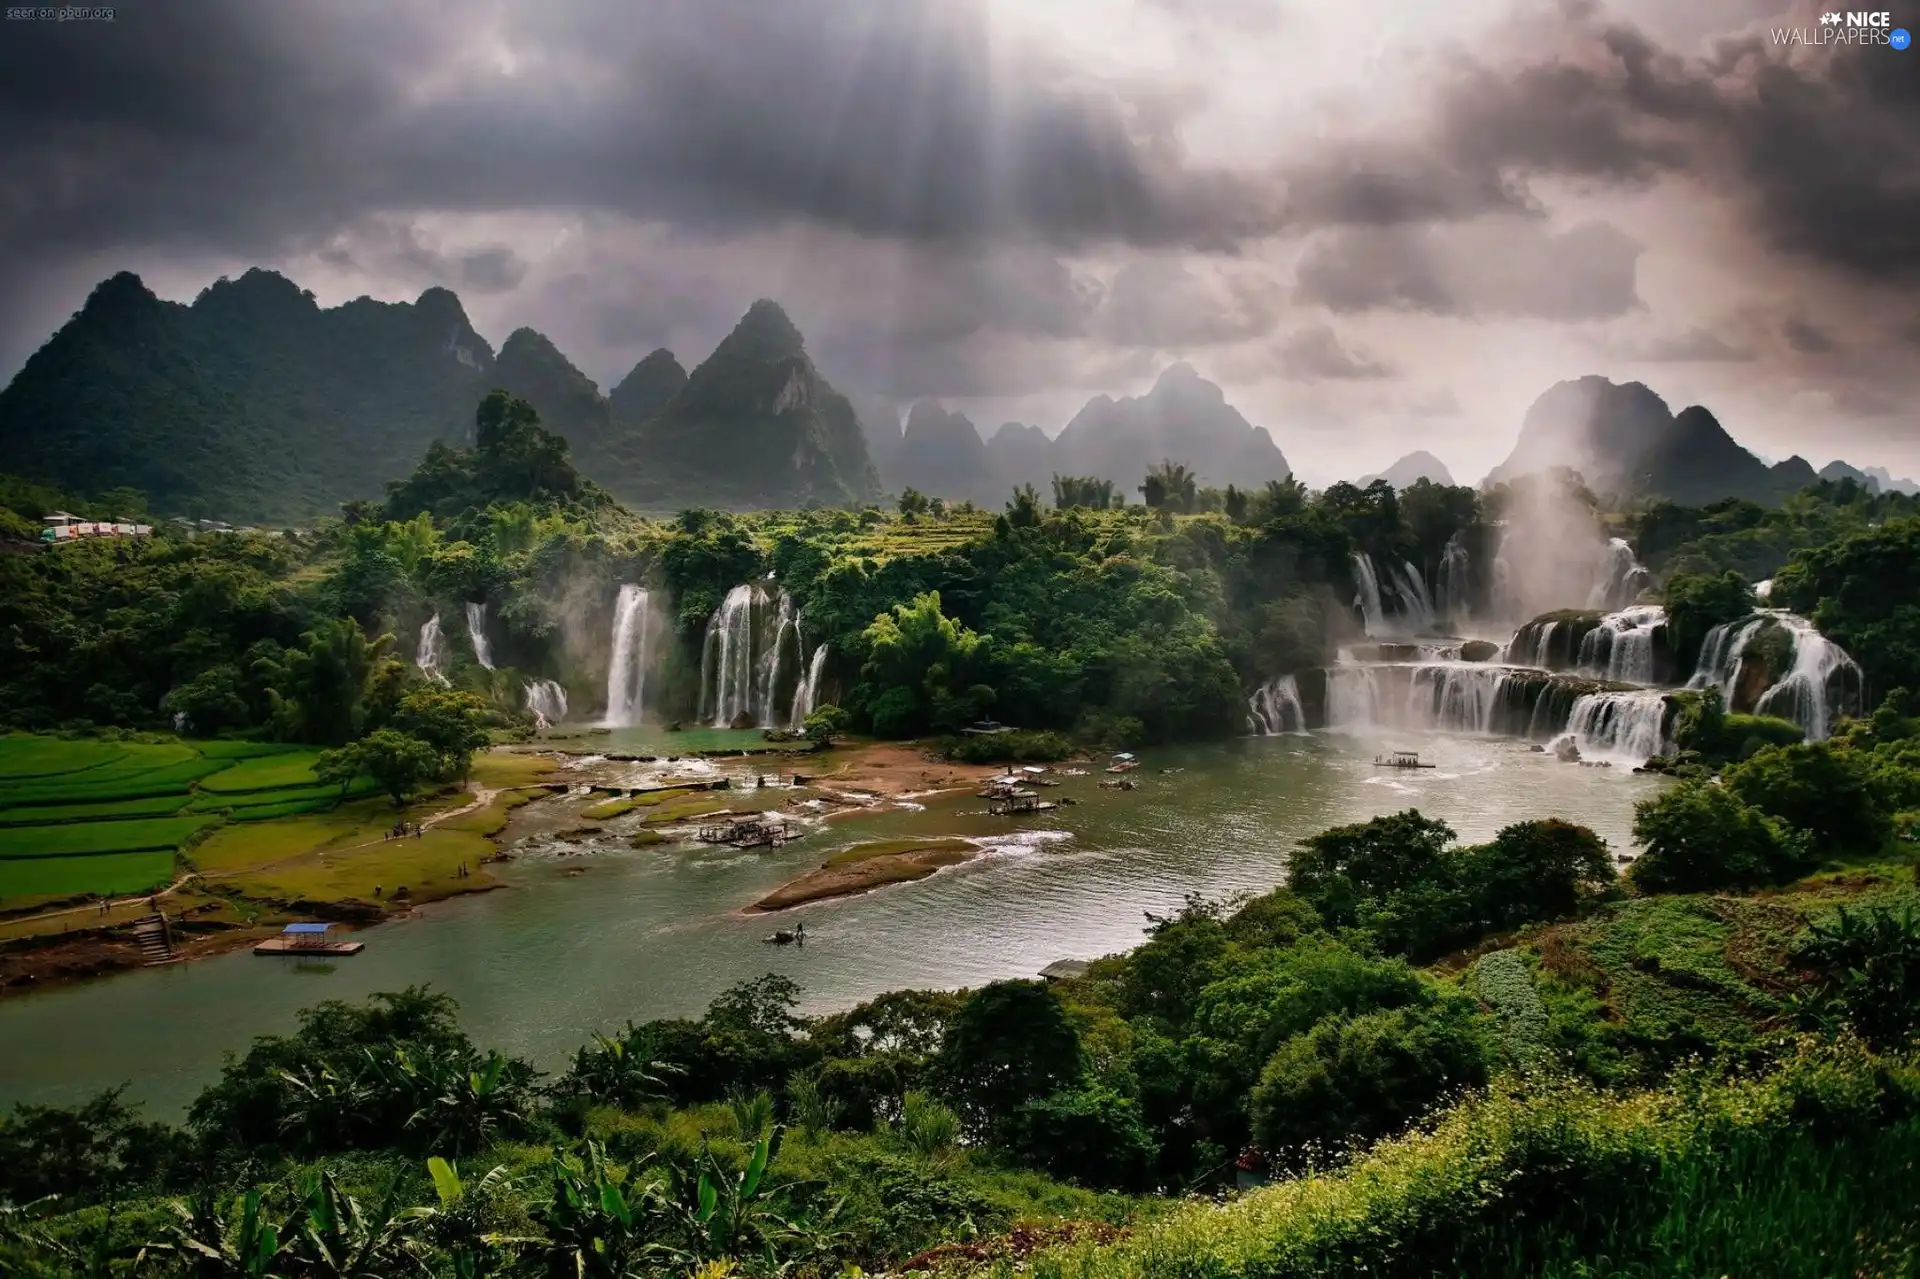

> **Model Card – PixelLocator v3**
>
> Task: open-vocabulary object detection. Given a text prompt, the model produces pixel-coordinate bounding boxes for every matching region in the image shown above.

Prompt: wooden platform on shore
[253,938,365,956]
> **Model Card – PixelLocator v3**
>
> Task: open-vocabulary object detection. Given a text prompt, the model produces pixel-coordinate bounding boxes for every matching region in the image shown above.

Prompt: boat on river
[1106,753,1139,773]
[1374,751,1436,769]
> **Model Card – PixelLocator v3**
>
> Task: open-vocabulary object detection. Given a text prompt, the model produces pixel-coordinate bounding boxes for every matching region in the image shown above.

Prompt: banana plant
[401,1049,538,1156]
[3,1196,122,1279]
[400,1156,531,1279]
[142,1187,299,1279]
[283,1169,421,1278]
[535,1141,685,1279]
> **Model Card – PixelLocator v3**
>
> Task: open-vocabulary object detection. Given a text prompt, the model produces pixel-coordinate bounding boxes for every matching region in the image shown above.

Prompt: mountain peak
[713,299,807,364]
[1361,450,1455,489]
[609,349,687,427]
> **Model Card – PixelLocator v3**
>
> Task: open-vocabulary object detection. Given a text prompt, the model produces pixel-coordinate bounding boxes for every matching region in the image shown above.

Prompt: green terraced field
[0,758,230,807]
[0,851,177,899]
[0,795,190,827]
[0,815,222,860]
[196,751,325,793]
[0,737,131,780]
[191,740,308,760]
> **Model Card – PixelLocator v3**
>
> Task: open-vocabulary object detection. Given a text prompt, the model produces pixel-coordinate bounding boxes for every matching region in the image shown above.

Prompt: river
[0,729,1665,1115]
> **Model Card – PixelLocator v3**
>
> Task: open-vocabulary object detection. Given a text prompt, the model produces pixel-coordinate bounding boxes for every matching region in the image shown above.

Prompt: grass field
[0,737,132,779]
[0,795,190,826]
[0,815,222,860]
[196,750,325,793]
[0,851,177,899]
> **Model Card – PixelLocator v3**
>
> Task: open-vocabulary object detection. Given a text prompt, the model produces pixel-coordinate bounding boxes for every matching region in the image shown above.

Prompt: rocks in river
[1460,640,1500,663]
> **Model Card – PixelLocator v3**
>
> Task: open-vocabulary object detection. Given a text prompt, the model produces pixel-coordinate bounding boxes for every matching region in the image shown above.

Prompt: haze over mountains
[0,269,1906,521]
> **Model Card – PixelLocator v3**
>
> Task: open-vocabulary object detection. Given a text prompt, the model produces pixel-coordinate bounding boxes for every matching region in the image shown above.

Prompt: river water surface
[0,730,1664,1114]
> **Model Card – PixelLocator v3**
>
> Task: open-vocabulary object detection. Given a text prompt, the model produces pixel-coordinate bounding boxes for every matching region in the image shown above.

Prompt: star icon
[1820,11,1841,22]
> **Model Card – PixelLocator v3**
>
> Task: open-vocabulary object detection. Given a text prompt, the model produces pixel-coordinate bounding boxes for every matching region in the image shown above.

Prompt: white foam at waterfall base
[525,679,568,728]
[1578,605,1665,684]
[1247,674,1305,735]
[1563,691,1671,763]
[414,614,449,685]
[603,584,651,727]
[465,601,495,670]
[1324,663,1527,735]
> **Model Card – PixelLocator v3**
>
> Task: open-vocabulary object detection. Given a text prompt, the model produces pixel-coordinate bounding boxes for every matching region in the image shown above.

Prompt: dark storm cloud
[1295,220,1643,321]
[1781,315,1835,356]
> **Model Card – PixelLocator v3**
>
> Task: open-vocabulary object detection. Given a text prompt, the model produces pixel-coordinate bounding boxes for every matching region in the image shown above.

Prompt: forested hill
[0,273,881,520]
[0,271,496,524]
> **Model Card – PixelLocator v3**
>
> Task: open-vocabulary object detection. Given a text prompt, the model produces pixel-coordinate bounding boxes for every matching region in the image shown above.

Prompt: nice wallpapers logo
[1772,10,1913,46]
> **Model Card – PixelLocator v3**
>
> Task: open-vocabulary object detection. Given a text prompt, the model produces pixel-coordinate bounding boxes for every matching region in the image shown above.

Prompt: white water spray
[1563,691,1671,762]
[1247,674,1306,735]
[525,679,568,729]
[1578,605,1665,684]
[465,601,494,670]
[414,614,449,685]
[1753,614,1861,741]
[790,643,830,729]
[603,584,652,727]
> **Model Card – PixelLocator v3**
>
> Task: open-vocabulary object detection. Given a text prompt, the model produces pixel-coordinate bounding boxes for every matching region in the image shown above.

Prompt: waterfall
[525,679,569,729]
[1393,560,1437,632]
[698,584,803,728]
[414,614,449,685]
[1248,674,1306,735]
[1686,611,1860,739]
[753,593,798,728]
[1351,553,1387,637]
[1504,621,1561,670]
[700,585,760,726]
[1439,533,1472,626]
[790,643,830,729]
[1587,538,1655,611]
[1753,579,1774,601]
[1563,691,1671,762]
[603,584,652,727]
[1578,605,1665,684]
[1324,663,1530,735]
[1753,614,1861,740]
[465,601,495,670]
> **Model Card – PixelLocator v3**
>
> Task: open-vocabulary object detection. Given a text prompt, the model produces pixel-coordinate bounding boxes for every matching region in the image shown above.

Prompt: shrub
[1005,1086,1160,1190]
[1723,741,1891,858]
[1628,780,1812,893]
[1251,995,1492,1160]
[938,730,1075,764]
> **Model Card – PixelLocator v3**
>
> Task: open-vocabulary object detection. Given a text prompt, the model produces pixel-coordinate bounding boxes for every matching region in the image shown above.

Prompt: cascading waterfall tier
[414,614,449,685]
[603,584,653,727]
[1587,538,1655,611]
[465,601,495,670]
[1351,552,1437,638]
[1247,674,1305,735]
[1323,663,1538,736]
[790,642,830,729]
[1687,611,1861,740]
[699,584,805,728]
[1562,691,1672,761]
[1438,532,1473,627]
[1577,605,1665,684]
[525,680,568,729]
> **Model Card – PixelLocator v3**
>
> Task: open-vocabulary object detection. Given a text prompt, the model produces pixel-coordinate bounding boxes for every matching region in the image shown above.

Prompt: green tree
[260,618,395,746]
[897,488,930,521]
[1005,483,1042,529]
[317,728,440,806]
[1140,460,1197,513]
[1723,741,1890,857]
[1005,1085,1159,1190]
[1250,996,1491,1160]
[163,663,254,736]
[393,687,491,781]
[1457,818,1616,931]
[857,591,986,736]
[1629,779,1811,893]
[1664,569,1758,675]
[935,981,1081,1136]
[1287,810,1457,930]
[803,703,850,747]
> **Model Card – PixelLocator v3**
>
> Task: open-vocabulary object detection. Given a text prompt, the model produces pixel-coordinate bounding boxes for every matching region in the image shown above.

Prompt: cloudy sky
[1,0,1915,485]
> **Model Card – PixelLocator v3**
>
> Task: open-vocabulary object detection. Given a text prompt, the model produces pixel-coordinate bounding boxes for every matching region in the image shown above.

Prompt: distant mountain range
[1360,451,1454,489]
[1486,375,1838,505]
[0,271,879,519]
[873,363,1293,504]
[0,273,1904,519]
